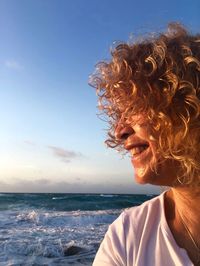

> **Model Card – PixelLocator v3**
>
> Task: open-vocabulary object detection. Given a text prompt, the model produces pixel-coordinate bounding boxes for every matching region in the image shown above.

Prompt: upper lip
[124,139,149,151]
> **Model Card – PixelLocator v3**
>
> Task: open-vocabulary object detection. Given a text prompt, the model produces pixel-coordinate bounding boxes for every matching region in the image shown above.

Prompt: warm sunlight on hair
[90,23,200,186]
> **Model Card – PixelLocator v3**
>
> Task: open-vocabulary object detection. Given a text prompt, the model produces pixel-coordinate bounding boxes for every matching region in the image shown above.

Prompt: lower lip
[131,146,150,163]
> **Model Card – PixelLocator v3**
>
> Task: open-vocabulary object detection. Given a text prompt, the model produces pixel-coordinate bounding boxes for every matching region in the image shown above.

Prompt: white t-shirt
[93,192,193,266]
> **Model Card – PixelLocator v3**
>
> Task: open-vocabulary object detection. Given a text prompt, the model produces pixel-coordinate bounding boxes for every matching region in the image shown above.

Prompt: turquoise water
[0,193,156,265]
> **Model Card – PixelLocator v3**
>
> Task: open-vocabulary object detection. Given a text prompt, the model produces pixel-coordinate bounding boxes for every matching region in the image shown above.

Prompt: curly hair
[90,23,200,186]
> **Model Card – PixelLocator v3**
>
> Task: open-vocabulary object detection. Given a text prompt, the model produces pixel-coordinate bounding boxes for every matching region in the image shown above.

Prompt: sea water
[0,193,156,265]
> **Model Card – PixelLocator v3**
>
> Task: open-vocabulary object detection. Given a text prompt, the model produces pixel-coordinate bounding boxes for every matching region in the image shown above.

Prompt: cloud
[0,171,161,194]
[5,60,23,70]
[0,178,83,193]
[24,140,36,146]
[48,146,83,163]
[35,178,50,185]
[0,177,161,194]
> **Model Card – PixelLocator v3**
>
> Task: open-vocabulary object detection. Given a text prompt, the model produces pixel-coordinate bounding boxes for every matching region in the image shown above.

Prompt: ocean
[0,193,157,265]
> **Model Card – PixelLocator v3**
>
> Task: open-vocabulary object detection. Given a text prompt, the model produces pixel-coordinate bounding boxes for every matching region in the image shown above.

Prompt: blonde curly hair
[90,23,200,186]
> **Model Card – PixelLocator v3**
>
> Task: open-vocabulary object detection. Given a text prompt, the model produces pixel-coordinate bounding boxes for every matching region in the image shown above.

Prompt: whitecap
[100,194,116,197]
[52,196,68,200]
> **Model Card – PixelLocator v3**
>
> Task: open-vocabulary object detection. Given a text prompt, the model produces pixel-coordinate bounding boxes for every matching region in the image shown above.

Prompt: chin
[134,166,158,185]
[133,159,179,187]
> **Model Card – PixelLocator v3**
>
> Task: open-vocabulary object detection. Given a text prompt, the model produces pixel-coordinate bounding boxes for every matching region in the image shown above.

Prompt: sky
[0,0,199,194]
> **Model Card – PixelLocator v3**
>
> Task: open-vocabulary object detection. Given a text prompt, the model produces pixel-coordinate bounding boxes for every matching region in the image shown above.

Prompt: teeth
[131,146,148,156]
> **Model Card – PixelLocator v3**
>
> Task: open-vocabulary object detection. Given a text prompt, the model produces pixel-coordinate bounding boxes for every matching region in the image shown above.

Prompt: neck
[165,186,200,264]
[171,186,200,227]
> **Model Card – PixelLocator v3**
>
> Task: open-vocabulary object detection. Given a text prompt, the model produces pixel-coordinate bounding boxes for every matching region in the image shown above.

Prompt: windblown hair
[90,23,200,186]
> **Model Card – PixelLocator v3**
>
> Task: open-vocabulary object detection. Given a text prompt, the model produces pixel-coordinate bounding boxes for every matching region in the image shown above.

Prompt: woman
[90,23,200,266]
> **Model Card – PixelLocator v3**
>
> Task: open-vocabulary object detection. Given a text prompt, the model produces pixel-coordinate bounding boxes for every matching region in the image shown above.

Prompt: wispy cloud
[48,146,83,163]
[5,60,23,70]
[24,140,36,146]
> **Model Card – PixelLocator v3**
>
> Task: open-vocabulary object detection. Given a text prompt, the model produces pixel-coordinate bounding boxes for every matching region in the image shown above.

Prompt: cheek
[134,125,150,140]
[149,141,159,159]
[139,130,157,155]
[135,124,159,160]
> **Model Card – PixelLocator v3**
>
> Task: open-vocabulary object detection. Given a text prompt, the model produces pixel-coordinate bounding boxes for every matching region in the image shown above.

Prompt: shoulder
[93,211,127,266]
[122,192,164,228]
[93,192,165,266]
[109,193,164,245]
[119,193,164,246]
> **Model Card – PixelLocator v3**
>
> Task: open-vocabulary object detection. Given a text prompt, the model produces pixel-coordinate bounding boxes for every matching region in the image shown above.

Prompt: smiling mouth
[130,144,149,156]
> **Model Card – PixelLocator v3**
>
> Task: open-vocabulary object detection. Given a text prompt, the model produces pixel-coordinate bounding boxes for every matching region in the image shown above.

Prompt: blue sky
[0,0,199,193]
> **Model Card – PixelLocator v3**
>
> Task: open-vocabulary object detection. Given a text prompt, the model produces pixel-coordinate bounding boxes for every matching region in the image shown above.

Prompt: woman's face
[115,114,179,186]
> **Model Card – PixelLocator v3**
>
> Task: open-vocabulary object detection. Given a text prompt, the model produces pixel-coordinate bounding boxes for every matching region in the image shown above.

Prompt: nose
[115,122,134,140]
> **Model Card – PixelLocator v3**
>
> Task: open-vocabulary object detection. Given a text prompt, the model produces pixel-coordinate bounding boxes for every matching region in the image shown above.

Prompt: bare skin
[115,116,200,265]
[165,188,200,265]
